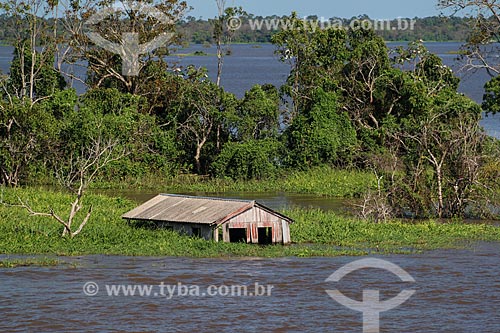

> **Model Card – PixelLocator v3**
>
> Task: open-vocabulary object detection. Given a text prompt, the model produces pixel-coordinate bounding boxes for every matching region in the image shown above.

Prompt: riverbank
[1,187,500,264]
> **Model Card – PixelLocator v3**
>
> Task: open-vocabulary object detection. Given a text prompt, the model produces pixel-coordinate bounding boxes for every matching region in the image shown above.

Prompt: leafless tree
[355,174,394,222]
[214,0,227,87]
[213,1,245,87]
[439,0,500,76]
[3,137,126,237]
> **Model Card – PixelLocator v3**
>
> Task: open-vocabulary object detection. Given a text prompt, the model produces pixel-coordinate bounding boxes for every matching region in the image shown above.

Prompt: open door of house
[229,228,247,243]
[258,227,273,245]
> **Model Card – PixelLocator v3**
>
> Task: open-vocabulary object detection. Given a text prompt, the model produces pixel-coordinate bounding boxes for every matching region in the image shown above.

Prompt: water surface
[1,242,499,332]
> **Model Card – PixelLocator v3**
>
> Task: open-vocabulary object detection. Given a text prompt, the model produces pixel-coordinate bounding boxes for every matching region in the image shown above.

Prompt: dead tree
[439,0,500,76]
[5,137,126,238]
[214,0,226,87]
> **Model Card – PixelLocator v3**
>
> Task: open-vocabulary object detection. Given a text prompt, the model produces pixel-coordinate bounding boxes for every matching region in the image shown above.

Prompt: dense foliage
[272,15,500,218]
[1,2,500,220]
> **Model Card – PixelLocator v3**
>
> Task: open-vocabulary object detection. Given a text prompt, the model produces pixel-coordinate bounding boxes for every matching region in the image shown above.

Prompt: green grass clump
[286,208,500,251]
[0,257,61,268]
[1,187,499,260]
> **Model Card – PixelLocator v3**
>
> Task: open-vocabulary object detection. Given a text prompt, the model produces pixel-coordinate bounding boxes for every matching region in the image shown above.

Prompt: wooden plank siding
[222,206,289,244]
[122,194,293,245]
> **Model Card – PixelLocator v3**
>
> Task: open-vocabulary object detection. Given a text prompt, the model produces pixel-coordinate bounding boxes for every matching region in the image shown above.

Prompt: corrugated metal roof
[122,194,258,225]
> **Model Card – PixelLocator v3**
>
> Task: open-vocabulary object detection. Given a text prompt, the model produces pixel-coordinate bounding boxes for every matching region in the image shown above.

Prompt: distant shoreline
[0,14,474,45]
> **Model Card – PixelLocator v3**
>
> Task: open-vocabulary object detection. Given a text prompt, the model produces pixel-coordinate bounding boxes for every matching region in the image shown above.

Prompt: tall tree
[174,77,237,174]
[212,1,245,87]
[439,0,500,75]
[234,84,281,141]
[0,0,65,104]
[61,0,187,94]
[214,0,227,87]
[379,43,492,218]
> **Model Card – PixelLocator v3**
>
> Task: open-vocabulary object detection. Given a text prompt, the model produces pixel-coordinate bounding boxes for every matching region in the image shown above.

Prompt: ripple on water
[1,243,500,332]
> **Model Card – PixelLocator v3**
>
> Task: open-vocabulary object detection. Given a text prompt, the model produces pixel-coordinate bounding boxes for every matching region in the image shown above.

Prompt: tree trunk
[195,144,202,174]
[436,164,444,218]
[216,38,223,87]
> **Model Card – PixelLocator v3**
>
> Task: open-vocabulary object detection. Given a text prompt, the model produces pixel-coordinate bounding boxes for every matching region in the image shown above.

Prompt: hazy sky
[186,0,441,19]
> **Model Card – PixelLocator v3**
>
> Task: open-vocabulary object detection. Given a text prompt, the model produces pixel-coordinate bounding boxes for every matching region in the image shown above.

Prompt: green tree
[57,88,174,181]
[0,88,77,187]
[483,76,500,114]
[174,79,237,174]
[8,44,66,101]
[0,0,65,104]
[388,90,485,218]
[234,84,280,141]
[212,138,282,180]
[284,89,357,168]
[272,13,349,117]
[375,43,493,218]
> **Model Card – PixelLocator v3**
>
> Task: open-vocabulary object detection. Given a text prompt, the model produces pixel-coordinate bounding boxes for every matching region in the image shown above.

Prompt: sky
[185,0,441,19]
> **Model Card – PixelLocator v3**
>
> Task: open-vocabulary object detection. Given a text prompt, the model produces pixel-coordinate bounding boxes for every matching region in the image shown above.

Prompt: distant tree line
[0,14,477,46]
[179,15,473,44]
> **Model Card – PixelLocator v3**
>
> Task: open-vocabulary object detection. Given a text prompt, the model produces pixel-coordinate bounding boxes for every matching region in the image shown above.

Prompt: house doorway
[258,227,273,245]
[229,228,247,243]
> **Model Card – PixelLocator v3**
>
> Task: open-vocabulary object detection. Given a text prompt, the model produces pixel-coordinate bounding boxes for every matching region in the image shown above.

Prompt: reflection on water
[1,242,499,332]
[94,189,352,213]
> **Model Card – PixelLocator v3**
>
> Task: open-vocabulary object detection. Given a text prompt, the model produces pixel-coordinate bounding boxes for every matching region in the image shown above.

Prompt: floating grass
[91,167,377,198]
[0,257,61,268]
[1,187,499,259]
[285,208,500,251]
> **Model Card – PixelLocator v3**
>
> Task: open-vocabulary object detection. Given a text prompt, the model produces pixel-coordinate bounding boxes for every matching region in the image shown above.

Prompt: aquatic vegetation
[286,208,500,251]
[0,187,499,260]
[93,167,377,198]
[0,258,61,268]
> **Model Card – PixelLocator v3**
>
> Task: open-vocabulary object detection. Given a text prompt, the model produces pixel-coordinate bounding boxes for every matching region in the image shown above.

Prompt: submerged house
[122,194,293,245]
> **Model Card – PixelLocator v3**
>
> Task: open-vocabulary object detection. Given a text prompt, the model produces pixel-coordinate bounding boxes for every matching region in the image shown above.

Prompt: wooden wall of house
[139,206,292,244]
[220,206,291,244]
[158,221,213,240]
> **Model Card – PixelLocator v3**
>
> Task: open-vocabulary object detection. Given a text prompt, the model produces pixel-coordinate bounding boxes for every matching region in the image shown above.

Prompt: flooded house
[122,194,293,244]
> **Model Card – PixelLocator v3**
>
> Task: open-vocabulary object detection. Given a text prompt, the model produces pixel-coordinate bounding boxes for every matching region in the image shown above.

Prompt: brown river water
[1,242,500,332]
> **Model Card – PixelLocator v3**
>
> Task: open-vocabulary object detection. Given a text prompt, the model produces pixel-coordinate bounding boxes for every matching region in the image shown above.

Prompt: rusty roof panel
[122,194,257,225]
